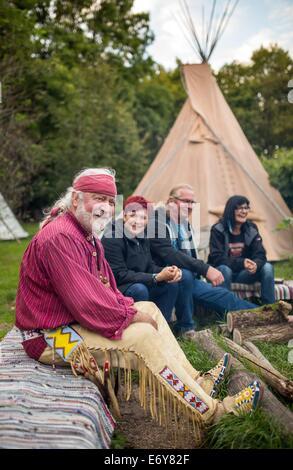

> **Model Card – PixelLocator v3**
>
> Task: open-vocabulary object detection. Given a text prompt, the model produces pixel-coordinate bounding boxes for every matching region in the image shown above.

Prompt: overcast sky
[132,0,293,70]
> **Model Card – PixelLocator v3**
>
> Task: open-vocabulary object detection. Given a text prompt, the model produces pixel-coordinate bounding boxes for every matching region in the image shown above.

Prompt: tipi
[134,0,293,261]
[0,193,28,241]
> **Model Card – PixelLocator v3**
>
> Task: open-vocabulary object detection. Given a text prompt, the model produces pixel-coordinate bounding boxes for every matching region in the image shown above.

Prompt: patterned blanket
[0,327,115,449]
[231,281,293,301]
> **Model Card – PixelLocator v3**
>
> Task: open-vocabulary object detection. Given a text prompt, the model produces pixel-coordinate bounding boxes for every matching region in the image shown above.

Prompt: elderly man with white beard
[15,168,263,444]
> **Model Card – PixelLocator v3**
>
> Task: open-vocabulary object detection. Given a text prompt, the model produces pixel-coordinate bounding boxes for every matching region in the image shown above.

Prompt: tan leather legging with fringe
[39,301,232,443]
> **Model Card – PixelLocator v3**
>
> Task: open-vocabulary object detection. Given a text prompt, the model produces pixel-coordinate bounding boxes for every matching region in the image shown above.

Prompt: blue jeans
[174,269,257,334]
[124,282,179,322]
[217,263,275,304]
[174,270,196,334]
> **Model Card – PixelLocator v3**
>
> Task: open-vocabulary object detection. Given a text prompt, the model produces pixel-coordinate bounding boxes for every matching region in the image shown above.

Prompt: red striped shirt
[15,212,136,359]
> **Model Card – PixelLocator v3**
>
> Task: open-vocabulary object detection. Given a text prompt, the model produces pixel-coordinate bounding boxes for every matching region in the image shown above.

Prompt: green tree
[0,0,154,216]
[217,45,293,156]
[133,63,186,167]
[0,0,46,214]
[262,148,293,211]
[31,0,154,76]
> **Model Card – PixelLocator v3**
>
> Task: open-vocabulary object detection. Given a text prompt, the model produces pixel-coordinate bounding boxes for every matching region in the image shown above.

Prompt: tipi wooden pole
[224,337,293,400]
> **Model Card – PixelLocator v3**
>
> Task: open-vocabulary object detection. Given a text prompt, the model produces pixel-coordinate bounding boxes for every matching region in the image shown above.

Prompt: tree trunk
[192,329,293,435]
[227,301,292,332]
[227,369,293,435]
[233,323,293,345]
[224,337,293,400]
[192,329,245,370]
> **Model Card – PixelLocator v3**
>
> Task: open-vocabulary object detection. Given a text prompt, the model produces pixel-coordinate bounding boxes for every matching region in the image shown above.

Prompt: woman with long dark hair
[208,195,275,304]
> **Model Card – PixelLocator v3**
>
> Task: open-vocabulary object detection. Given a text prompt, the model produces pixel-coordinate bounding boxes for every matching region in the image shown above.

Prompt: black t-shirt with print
[228,232,245,258]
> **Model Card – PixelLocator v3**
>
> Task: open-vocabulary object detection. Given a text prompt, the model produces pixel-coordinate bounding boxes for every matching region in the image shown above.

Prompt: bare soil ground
[115,385,198,449]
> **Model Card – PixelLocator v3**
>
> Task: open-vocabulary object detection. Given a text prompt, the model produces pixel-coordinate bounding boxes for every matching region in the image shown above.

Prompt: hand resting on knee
[130,309,158,330]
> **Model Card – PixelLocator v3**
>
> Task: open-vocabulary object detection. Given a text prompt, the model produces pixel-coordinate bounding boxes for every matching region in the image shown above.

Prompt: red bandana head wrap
[123,195,153,215]
[73,174,117,197]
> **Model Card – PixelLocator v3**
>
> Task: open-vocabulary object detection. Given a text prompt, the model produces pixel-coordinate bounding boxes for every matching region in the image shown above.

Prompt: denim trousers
[217,262,275,304]
[124,282,179,322]
[174,269,257,335]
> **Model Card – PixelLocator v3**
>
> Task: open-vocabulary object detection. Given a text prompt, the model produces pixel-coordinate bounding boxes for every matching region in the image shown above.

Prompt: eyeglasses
[235,205,250,212]
[173,197,196,206]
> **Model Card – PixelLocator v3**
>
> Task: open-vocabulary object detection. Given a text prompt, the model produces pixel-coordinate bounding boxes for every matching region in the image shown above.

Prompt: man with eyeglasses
[149,184,257,339]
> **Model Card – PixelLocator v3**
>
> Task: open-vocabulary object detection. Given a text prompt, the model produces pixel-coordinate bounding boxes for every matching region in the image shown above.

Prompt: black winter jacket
[208,221,267,273]
[149,208,210,277]
[101,222,162,294]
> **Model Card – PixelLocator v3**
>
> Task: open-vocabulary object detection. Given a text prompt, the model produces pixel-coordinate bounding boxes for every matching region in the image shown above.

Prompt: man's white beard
[92,217,110,238]
[75,201,112,238]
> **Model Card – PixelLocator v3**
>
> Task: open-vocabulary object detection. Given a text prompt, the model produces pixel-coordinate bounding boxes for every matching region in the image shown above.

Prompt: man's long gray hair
[40,168,116,228]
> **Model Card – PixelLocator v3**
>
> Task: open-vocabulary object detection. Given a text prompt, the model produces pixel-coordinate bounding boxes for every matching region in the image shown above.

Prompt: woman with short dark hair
[102,196,182,323]
[208,195,275,304]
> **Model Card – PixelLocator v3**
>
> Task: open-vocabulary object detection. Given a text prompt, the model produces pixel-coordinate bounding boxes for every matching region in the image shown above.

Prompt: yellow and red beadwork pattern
[235,381,260,410]
[159,366,209,414]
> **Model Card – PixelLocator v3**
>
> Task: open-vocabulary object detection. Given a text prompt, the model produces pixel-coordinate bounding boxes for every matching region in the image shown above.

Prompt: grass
[255,341,293,412]
[0,223,38,339]
[179,337,293,449]
[179,338,215,372]
[274,257,293,280]
[0,222,292,448]
[256,341,293,380]
[111,430,128,449]
[205,408,293,449]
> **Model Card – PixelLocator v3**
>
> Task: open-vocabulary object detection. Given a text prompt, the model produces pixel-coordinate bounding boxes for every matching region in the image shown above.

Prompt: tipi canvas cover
[134,63,293,261]
[0,193,28,240]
